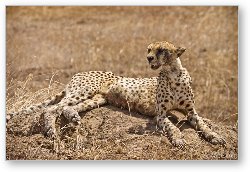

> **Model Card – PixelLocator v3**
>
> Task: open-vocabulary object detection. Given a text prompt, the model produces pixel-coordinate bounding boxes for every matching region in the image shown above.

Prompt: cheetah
[7,41,225,147]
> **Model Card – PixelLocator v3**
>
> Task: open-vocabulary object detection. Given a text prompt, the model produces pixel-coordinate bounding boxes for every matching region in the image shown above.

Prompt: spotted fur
[7,41,225,147]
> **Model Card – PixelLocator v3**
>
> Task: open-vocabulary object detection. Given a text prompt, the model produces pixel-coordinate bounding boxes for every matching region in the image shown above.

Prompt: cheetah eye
[156,48,165,56]
[158,49,164,53]
[147,48,151,53]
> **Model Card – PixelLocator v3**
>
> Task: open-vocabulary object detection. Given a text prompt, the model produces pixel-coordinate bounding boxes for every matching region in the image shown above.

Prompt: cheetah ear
[176,47,186,57]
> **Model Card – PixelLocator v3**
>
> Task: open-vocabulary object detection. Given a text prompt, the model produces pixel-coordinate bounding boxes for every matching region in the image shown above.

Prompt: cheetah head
[147,41,186,70]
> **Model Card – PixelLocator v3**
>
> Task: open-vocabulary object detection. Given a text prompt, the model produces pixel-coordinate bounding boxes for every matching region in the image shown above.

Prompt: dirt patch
[6,6,238,160]
[6,106,238,160]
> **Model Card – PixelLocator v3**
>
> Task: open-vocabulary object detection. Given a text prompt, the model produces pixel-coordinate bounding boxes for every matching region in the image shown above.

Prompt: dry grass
[6,6,238,160]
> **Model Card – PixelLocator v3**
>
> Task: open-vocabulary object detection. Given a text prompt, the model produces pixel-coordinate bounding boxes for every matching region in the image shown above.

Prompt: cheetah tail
[6,90,66,121]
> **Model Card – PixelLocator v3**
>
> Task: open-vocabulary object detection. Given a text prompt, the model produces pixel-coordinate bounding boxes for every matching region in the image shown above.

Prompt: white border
[2,0,240,6]
[1,0,248,172]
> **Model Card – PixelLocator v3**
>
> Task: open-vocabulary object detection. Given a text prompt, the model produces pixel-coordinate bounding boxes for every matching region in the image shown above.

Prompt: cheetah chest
[156,72,193,112]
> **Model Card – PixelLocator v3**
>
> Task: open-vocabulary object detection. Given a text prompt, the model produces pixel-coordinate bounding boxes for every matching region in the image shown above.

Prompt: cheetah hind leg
[188,114,226,145]
[62,94,107,124]
[43,107,60,138]
[42,105,78,138]
[157,114,186,148]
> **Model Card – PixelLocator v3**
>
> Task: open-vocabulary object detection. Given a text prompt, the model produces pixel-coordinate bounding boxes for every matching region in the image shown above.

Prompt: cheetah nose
[147,56,154,63]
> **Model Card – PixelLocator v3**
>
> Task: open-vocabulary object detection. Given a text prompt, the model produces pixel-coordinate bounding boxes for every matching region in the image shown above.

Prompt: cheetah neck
[160,58,183,76]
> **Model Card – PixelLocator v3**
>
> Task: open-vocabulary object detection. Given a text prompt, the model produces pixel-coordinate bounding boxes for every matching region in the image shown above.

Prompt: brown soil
[6,6,238,160]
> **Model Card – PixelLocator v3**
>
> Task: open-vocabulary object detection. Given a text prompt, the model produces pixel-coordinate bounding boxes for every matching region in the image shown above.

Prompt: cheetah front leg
[187,108,226,145]
[157,113,186,147]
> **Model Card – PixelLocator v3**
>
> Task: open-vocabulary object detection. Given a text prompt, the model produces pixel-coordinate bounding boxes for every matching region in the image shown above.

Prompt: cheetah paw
[171,138,187,148]
[45,127,57,139]
[6,114,12,122]
[202,131,226,145]
[6,112,18,122]
[210,134,226,145]
[62,107,81,124]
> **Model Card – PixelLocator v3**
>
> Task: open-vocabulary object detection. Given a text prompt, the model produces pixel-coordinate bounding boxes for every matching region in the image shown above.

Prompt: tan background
[6,6,238,160]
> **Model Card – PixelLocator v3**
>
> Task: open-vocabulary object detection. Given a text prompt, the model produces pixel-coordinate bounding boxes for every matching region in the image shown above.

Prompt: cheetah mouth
[150,64,160,70]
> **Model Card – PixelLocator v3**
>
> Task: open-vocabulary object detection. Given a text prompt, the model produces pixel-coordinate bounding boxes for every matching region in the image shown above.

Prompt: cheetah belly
[105,77,157,116]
